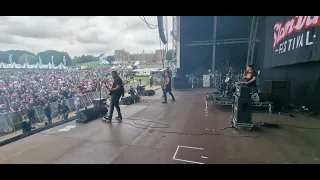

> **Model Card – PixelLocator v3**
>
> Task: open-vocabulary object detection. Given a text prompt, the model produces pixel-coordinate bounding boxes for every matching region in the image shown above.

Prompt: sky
[0,16,173,57]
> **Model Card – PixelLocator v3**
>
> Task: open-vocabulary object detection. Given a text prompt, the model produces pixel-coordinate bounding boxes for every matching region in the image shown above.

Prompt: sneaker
[171,99,176,101]
[103,116,112,122]
[162,101,167,104]
[115,116,122,121]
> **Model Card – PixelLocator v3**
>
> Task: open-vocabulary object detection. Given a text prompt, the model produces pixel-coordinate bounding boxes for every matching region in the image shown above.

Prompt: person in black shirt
[44,103,52,124]
[104,71,123,122]
[21,115,31,133]
[162,71,175,104]
[61,101,70,121]
[242,65,257,87]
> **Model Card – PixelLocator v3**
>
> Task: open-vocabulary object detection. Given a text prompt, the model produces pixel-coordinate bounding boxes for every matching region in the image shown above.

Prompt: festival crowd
[0,69,128,114]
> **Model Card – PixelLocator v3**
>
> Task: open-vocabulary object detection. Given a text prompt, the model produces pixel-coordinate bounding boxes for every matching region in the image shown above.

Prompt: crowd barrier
[0,90,109,136]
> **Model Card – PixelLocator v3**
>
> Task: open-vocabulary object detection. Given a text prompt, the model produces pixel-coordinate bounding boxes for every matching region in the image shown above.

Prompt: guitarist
[162,71,175,103]
[104,71,123,122]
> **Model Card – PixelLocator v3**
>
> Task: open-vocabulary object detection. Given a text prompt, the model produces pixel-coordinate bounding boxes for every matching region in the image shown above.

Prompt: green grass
[106,75,150,84]
[133,76,150,84]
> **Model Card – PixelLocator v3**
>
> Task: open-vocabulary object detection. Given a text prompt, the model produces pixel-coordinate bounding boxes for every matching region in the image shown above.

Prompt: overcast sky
[0,16,172,57]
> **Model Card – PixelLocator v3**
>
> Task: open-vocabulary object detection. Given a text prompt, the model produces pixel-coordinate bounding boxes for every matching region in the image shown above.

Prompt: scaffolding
[170,16,179,75]
[183,16,260,71]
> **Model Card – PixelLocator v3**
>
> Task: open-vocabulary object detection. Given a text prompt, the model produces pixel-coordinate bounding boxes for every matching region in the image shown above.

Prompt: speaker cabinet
[233,96,253,124]
[120,95,140,105]
[262,80,291,111]
[173,76,191,89]
[76,108,104,123]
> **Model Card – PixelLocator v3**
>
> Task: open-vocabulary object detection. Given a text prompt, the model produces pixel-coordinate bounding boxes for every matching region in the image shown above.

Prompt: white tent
[0,62,68,70]
[111,65,116,69]
[0,62,7,68]
[134,60,140,66]
[7,62,20,69]
[20,63,28,68]
[127,65,133,69]
[133,68,164,72]
[54,63,68,70]
[33,62,42,69]
[47,62,55,69]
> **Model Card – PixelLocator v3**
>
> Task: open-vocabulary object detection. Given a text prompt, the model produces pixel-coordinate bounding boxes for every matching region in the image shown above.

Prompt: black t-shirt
[111,77,124,96]
[165,76,172,90]
[243,70,257,87]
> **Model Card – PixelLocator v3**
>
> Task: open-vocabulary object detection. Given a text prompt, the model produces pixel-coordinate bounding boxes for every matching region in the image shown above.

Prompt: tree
[37,50,72,65]
[78,55,98,63]
[106,55,114,64]
[166,49,175,60]
[0,50,36,63]
[71,56,80,65]
[18,54,37,64]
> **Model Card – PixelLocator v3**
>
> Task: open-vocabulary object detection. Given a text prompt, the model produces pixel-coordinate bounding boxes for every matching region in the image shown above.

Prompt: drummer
[242,65,257,88]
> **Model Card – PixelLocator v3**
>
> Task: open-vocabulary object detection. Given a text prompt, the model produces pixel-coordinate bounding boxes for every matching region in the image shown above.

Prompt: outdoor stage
[0,89,319,164]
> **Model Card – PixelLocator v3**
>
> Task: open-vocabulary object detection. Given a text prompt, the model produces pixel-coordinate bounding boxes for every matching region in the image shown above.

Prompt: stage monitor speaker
[76,108,102,123]
[233,96,253,124]
[120,95,140,105]
[139,90,155,96]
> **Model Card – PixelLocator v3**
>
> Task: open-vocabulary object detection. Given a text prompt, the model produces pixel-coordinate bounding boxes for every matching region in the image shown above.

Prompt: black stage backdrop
[264,16,320,68]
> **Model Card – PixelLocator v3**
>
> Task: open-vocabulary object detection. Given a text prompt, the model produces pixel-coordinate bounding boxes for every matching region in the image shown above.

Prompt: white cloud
[0,16,172,57]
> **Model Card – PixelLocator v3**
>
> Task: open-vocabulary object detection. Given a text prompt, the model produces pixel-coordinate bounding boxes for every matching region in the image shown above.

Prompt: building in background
[114,49,164,65]
[155,49,165,64]
[114,49,130,62]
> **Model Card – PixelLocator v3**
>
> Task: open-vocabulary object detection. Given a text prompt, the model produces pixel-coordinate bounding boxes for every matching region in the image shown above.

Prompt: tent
[55,63,68,70]
[0,62,7,68]
[0,62,68,70]
[134,60,140,66]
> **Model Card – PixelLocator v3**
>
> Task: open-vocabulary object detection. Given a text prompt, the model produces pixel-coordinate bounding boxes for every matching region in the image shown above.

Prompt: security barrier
[0,90,109,137]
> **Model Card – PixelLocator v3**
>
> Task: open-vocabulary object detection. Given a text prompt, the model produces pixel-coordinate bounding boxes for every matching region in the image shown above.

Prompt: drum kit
[206,68,272,112]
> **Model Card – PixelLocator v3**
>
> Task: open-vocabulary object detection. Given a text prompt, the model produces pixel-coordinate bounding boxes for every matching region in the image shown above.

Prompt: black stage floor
[0,89,320,164]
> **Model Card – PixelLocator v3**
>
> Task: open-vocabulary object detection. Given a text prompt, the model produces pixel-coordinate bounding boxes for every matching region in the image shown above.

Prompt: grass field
[105,75,150,84]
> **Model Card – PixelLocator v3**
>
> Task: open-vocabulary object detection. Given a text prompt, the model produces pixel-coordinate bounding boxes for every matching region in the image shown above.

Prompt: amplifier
[262,80,291,96]
[233,96,252,124]
[235,85,251,98]
[137,85,145,92]
[92,98,107,108]
[172,76,191,89]
[262,80,291,111]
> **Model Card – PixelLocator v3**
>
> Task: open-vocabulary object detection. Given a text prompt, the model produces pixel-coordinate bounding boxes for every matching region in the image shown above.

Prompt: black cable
[138,16,158,29]
[142,16,157,27]
[106,108,260,139]
[266,123,320,131]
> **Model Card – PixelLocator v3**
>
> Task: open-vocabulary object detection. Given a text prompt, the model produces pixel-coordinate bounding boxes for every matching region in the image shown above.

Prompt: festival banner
[263,16,320,67]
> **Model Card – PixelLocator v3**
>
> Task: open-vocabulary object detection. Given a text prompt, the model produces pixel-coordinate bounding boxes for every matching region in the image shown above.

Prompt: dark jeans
[63,113,68,121]
[109,94,122,118]
[163,89,175,102]
[46,114,52,124]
